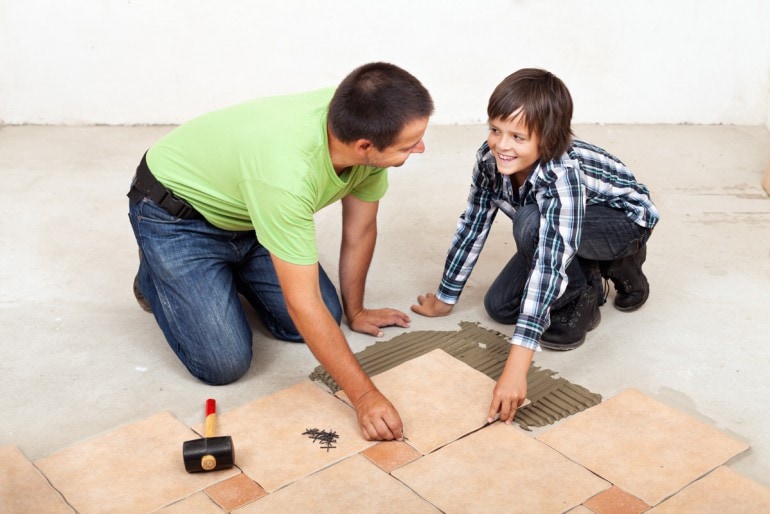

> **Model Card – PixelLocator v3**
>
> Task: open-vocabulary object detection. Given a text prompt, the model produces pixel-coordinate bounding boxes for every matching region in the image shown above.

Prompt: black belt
[127,154,202,220]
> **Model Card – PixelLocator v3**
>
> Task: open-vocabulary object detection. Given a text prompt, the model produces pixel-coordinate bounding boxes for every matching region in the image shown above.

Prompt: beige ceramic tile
[337,348,496,454]
[567,507,595,514]
[154,492,225,513]
[213,380,374,492]
[536,389,749,506]
[648,466,770,513]
[361,440,422,473]
[234,454,439,513]
[583,485,650,514]
[205,473,266,511]
[392,422,610,513]
[35,412,239,514]
[0,445,74,514]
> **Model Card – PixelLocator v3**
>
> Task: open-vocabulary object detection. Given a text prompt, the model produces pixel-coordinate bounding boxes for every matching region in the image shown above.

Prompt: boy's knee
[484,289,520,325]
[483,291,505,324]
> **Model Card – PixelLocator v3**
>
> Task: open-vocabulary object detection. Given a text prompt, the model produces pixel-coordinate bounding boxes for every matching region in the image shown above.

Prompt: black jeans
[484,204,651,324]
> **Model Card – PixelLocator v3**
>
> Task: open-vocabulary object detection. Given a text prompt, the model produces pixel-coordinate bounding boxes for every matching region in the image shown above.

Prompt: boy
[412,68,659,424]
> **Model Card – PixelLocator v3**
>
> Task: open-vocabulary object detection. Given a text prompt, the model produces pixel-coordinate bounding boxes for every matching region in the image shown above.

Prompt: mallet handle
[204,398,216,438]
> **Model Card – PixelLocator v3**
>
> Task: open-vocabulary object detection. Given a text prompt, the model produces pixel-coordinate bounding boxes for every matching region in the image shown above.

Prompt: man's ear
[354,139,374,156]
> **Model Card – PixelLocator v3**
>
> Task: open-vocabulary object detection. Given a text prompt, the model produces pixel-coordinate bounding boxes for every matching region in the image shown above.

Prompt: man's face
[487,113,541,176]
[364,117,428,168]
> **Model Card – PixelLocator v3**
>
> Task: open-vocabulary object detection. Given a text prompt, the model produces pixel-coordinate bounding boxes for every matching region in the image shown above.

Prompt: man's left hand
[348,308,411,337]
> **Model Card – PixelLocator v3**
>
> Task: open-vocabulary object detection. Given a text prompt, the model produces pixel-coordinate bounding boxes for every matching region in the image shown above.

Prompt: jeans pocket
[137,197,182,224]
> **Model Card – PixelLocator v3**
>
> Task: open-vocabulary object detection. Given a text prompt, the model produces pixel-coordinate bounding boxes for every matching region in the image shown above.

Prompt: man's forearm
[300,306,378,405]
[271,253,377,405]
[339,227,376,319]
[339,196,378,320]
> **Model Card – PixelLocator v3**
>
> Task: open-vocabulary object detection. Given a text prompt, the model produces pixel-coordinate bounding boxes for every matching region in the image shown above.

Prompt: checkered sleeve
[436,144,499,304]
[511,158,585,350]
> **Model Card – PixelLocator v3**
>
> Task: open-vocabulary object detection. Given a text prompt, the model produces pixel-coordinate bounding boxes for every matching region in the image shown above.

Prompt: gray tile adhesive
[310,321,602,430]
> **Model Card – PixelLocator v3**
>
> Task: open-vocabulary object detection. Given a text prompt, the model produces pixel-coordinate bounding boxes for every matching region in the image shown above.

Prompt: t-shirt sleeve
[349,167,388,202]
[238,179,319,265]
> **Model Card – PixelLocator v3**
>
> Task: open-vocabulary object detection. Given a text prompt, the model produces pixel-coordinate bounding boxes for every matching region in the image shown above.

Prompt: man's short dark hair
[487,68,574,162]
[329,62,434,150]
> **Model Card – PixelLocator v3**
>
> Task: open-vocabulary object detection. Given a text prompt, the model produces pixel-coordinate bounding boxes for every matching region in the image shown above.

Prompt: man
[128,62,434,441]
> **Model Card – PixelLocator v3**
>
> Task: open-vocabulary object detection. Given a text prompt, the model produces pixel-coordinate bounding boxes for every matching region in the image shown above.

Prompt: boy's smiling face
[487,112,541,177]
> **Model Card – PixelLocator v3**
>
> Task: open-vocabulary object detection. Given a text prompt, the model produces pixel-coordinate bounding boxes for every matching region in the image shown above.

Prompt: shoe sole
[614,287,650,312]
[540,336,585,351]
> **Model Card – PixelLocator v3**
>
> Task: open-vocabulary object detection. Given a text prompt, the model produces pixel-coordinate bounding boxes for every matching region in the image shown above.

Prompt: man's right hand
[411,292,453,317]
[354,389,404,441]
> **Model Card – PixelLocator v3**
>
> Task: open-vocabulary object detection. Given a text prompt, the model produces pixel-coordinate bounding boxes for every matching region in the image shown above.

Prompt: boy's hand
[487,346,534,424]
[487,368,528,425]
[411,293,453,317]
[348,308,411,337]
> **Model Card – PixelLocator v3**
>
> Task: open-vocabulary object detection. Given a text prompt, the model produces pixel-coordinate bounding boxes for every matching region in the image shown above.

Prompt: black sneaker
[540,287,600,350]
[606,245,649,312]
[612,273,649,312]
[133,274,152,313]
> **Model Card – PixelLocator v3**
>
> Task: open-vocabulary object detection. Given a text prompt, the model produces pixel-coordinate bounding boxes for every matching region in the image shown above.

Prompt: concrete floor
[1,123,769,488]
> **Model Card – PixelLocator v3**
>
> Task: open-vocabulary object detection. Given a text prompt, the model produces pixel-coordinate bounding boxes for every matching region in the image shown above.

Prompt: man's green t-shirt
[146,88,388,265]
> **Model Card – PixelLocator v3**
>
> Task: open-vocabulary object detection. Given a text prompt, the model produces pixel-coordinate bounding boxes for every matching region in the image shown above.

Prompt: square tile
[214,380,374,492]
[648,466,770,513]
[0,445,74,514]
[536,389,749,506]
[154,492,225,513]
[234,454,439,513]
[361,440,422,473]
[35,412,239,514]
[205,473,266,511]
[583,486,650,514]
[337,349,497,454]
[392,422,610,513]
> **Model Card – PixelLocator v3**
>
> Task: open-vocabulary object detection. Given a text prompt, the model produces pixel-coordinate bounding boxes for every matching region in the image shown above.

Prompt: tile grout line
[30,458,80,513]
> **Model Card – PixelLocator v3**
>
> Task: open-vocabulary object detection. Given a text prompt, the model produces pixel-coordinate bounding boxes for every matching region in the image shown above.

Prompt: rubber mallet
[182,398,235,472]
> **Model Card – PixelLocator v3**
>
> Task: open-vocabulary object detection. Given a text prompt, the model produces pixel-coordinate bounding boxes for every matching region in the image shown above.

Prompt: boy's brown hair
[487,68,574,162]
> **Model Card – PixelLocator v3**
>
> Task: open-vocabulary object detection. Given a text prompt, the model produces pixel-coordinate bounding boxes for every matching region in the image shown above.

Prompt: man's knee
[189,351,252,385]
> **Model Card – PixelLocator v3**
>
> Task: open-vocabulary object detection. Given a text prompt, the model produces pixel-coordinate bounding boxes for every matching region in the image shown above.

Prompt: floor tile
[153,492,225,513]
[567,507,594,514]
[34,412,239,514]
[213,380,374,493]
[583,485,650,514]
[361,440,422,473]
[233,454,439,513]
[536,389,749,506]
[648,466,770,513]
[337,348,496,454]
[392,422,610,513]
[0,445,74,514]
[205,473,266,511]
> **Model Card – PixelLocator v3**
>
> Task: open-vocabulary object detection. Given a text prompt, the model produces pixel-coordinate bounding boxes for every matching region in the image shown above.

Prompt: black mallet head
[183,435,234,472]
[182,399,235,473]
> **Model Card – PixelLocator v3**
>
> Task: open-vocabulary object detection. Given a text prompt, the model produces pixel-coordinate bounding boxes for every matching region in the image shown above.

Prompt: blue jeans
[484,204,651,324]
[128,197,343,385]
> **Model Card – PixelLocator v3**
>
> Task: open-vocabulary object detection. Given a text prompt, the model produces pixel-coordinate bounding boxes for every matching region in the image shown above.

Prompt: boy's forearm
[505,344,535,377]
